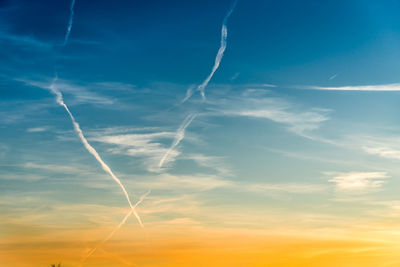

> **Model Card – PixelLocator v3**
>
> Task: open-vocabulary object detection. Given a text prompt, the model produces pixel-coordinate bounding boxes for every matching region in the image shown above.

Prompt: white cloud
[328,172,389,192]
[26,126,49,133]
[350,135,400,161]
[211,89,330,136]
[89,131,178,172]
[305,84,400,91]
[363,146,400,160]
[88,125,203,172]
[234,108,328,133]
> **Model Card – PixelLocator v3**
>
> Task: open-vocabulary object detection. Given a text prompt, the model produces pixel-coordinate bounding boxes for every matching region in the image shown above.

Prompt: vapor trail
[183,0,238,103]
[180,85,196,104]
[82,190,151,264]
[48,76,143,227]
[329,73,338,80]
[63,0,76,46]
[83,211,132,262]
[158,113,197,168]
[98,248,137,267]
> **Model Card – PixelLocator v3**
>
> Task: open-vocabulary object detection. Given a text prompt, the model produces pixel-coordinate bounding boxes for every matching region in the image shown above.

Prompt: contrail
[63,0,76,46]
[82,190,151,264]
[48,76,144,227]
[329,73,338,80]
[159,113,197,168]
[183,0,238,103]
[180,85,196,104]
[98,248,137,267]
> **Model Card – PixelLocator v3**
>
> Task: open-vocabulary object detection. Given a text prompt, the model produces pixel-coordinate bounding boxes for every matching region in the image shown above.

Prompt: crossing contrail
[82,190,151,264]
[48,76,144,227]
[158,113,197,168]
[180,85,196,104]
[63,0,76,45]
[182,0,238,103]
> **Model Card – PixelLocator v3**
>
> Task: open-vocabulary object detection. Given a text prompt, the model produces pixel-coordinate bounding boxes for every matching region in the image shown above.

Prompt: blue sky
[4,1,400,266]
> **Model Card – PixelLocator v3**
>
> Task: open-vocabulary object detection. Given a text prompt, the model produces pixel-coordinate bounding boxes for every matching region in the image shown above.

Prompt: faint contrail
[329,73,338,80]
[48,76,144,227]
[98,248,137,267]
[158,113,197,168]
[83,211,133,263]
[63,0,76,46]
[183,0,238,103]
[82,190,151,264]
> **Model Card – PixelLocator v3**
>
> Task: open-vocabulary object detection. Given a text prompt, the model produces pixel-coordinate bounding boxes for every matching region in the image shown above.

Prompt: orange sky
[3,224,400,267]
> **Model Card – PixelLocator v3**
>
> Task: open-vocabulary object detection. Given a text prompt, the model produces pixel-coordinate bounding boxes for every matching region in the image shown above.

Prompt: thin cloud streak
[305,84,400,91]
[183,0,237,103]
[64,0,76,46]
[0,31,52,49]
[47,76,144,227]
[329,73,338,80]
[158,113,197,168]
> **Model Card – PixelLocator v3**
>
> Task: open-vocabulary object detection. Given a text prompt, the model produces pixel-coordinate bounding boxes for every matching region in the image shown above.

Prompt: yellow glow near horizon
[3,224,400,267]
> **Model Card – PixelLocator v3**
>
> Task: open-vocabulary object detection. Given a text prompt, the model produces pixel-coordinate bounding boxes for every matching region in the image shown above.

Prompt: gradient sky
[3,0,400,266]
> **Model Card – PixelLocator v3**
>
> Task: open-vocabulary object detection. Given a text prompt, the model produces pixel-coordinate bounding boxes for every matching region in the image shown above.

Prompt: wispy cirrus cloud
[0,173,46,181]
[185,154,232,176]
[88,125,201,172]
[136,173,233,191]
[131,172,326,196]
[245,183,326,194]
[0,100,52,124]
[19,78,115,105]
[327,171,389,192]
[23,162,85,174]
[304,83,400,91]
[26,126,49,133]
[360,136,400,161]
[210,88,330,136]
[339,135,400,161]
[0,31,52,50]
[89,131,176,171]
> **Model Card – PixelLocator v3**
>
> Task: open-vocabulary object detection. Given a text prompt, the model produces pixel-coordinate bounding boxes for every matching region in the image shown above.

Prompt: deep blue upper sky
[3,0,400,88]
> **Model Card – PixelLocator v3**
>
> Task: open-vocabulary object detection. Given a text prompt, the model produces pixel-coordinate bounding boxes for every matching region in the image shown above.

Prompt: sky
[3,0,400,266]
